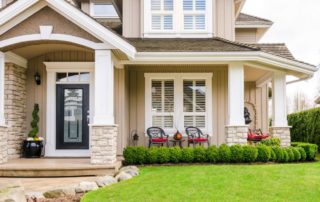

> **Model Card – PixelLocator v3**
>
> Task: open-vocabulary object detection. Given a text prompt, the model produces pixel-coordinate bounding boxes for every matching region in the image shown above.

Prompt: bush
[157,147,170,163]
[123,146,147,165]
[206,146,219,163]
[291,147,301,161]
[292,142,318,161]
[297,147,307,161]
[242,145,258,163]
[193,146,207,162]
[269,149,276,161]
[230,145,243,163]
[169,147,182,163]
[271,146,283,162]
[260,138,281,147]
[282,148,289,162]
[285,148,294,162]
[218,144,231,162]
[181,147,194,163]
[256,145,271,162]
[147,147,158,164]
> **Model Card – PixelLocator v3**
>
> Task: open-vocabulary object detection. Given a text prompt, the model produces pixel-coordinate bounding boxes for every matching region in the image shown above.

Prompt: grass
[82,162,320,202]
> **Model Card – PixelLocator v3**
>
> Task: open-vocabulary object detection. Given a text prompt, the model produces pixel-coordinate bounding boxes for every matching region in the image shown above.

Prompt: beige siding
[215,0,235,40]
[244,82,269,132]
[122,0,141,38]
[127,65,228,147]
[235,28,258,43]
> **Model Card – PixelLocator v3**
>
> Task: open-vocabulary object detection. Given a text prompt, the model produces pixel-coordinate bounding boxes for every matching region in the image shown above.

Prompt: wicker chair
[185,126,210,147]
[146,127,169,148]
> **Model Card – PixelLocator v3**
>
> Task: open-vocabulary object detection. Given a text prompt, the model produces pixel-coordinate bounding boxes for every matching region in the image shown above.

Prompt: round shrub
[218,144,231,163]
[181,147,194,163]
[230,145,243,163]
[269,148,276,162]
[169,147,182,163]
[157,147,170,164]
[147,147,158,164]
[271,146,283,162]
[260,138,281,147]
[193,146,207,162]
[285,148,294,162]
[297,147,307,161]
[300,144,318,161]
[123,146,147,165]
[291,147,301,161]
[281,148,289,162]
[206,145,219,163]
[256,145,271,162]
[242,145,258,163]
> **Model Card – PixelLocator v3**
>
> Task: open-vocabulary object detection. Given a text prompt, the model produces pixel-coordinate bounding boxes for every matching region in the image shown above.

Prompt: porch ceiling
[244,66,270,81]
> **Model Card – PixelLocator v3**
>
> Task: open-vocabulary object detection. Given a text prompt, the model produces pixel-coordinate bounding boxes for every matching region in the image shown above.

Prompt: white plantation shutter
[150,0,173,31]
[183,0,206,31]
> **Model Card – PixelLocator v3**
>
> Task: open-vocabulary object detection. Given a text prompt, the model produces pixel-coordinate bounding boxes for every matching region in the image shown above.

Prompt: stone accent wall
[270,127,291,147]
[225,126,248,146]
[91,125,118,165]
[0,126,8,164]
[5,63,27,159]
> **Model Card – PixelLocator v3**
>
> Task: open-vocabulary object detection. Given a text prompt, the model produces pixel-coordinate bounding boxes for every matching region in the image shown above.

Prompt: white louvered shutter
[151,0,173,31]
[183,0,206,30]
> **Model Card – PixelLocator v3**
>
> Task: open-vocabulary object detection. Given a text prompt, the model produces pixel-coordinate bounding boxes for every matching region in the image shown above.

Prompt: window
[145,73,212,134]
[91,3,119,18]
[56,72,90,83]
[144,0,212,37]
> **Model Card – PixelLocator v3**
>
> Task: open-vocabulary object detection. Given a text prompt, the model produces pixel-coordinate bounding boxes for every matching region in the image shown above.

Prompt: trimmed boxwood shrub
[242,145,258,163]
[256,145,271,162]
[271,146,283,162]
[297,147,307,161]
[147,147,158,164]
[269,149,276,162]
[193,146,207,162]
[291,147,301,161]
[285,148,294,162]
[292,142,318,161]
[181,147,194,163]
[218,144,231,162]
[281,148,289,162]
[206,146,219,163]
[123,146,147,165]
[157,147,170,163]
[230,145,243,163]
[261,138,281,147]
[169,147,182,163]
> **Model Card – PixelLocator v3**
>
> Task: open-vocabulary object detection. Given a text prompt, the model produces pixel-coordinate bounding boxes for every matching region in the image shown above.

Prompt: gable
[0,6,101,43]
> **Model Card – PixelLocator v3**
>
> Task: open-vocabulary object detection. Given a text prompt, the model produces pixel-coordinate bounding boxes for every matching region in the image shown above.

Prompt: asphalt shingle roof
[236,13,273,26]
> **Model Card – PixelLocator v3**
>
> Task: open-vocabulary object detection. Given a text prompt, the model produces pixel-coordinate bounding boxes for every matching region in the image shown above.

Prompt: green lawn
[82,162,320,202]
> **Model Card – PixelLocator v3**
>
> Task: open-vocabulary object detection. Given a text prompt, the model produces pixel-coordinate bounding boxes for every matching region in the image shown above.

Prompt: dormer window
[91,2,119,18]
[144,0,212,38]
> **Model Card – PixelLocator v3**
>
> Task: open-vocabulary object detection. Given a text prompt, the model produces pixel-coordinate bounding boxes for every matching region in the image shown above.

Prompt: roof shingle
[236,13,273,26]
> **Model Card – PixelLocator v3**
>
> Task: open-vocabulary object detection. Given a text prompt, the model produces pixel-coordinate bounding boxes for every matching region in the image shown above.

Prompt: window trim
[145,73,213,135]
[90,1,120,19]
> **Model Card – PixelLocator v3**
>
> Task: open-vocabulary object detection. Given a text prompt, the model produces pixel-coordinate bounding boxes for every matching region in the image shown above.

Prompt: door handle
[86,110,90,124]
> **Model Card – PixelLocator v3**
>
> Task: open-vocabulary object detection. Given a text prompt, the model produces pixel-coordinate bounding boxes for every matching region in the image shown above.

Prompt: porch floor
[0,158,122,177]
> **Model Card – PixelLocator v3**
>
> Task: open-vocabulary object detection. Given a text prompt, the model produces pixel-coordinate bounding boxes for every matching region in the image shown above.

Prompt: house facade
[0,0,317,165]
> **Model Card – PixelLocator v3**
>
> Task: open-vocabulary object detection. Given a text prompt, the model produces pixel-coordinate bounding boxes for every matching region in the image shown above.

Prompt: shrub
[285,148,294,162]
[206,146,219,163]
[291,147,301,161]
[292,143,318,161]
[271,146,283,162]
[181,147,194,163]
[260,138,281,147]
[256,145,271,162]
[297,147,307,161]
[147,147,158,164]
[218,144,231,162]
[281,148,289,162]
[123,146,147,165]
[269,149,276,162]
[169,147,182,163]
[242,145,258,163]
[230,145,243,163]
[193,146,207,162]
[157,147,170,164]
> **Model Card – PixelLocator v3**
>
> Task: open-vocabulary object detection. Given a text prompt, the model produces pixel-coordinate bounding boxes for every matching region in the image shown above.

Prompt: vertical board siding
[235,29,258,43]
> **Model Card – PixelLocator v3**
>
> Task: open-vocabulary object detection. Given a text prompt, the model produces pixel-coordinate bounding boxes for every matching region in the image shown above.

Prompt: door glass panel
[68,73,80,82]
[57,73,68,82]
[64,89,83,143]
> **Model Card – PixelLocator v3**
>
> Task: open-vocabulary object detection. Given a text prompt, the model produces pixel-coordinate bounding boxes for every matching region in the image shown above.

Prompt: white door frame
[44,62,94,157]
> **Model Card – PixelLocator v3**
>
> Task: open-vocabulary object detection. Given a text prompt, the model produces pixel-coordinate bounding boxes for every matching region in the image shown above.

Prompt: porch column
[270,71,291,147]
[225,62,248,145]
[91,50,117,165]
[0,52,8,164]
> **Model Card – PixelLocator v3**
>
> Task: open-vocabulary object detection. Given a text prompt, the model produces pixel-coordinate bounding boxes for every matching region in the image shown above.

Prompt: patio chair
[146,127,169,148]
[247,129,269,142]
[185,127,210,147]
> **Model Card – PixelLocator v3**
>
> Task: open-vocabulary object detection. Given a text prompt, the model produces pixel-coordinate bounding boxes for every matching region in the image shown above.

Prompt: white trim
[272,71,288,127]
[45,62,94,157]
[4,51,28,68]
[256,72,273,87]
[235,24,272,29]
[145,73,213,135]
[0,52,5,125]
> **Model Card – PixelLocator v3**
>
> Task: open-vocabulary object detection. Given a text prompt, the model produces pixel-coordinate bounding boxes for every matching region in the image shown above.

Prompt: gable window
[145,73,212,134]
[183,0,206,30]
[150,0,174,31]
[91,3,119,18]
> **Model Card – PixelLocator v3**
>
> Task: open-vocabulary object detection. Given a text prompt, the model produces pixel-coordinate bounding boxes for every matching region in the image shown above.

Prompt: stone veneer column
[225,126,248,146]
[0,126,8,163]
[270,127,291,147]
[91,125,118,164]
[4,63,27,159]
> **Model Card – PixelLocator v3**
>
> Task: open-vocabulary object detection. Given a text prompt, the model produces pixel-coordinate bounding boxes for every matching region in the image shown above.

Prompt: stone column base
[225,125,248,146]
[0,126,8,164]
[91,124,118,165]
[270,126,291,147]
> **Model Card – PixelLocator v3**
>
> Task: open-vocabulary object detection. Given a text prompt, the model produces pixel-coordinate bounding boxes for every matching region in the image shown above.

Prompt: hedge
[288,107,320,150]
[123,143,317,165]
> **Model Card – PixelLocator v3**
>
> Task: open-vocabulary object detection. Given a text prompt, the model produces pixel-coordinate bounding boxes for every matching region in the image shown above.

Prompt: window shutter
[195,0,206,10]
[184,16,193,30]
[164,0,173,11]
[163,15,173,30]
[152,15,161,30]
[183,0,193,10]
[151,0,161,10]
[195,15,205,30]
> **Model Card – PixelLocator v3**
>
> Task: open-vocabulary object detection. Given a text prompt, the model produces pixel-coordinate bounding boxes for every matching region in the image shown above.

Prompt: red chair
[247,129,269,142]
[185,127,210,147]
[146,127,169,148]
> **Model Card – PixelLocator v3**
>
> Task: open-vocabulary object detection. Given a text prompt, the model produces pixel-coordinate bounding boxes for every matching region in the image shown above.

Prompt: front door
[56,84,89,150]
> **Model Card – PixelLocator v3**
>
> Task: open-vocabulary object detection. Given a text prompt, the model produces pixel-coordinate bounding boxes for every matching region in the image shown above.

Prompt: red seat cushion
[188,138,208,143]
[151,138,168,143]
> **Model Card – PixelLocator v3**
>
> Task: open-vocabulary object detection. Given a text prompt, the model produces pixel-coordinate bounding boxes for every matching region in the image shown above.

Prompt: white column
[93,50,114,125]
[228,62,245,126]
[272,71,288,127]
[0,52,5,126]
